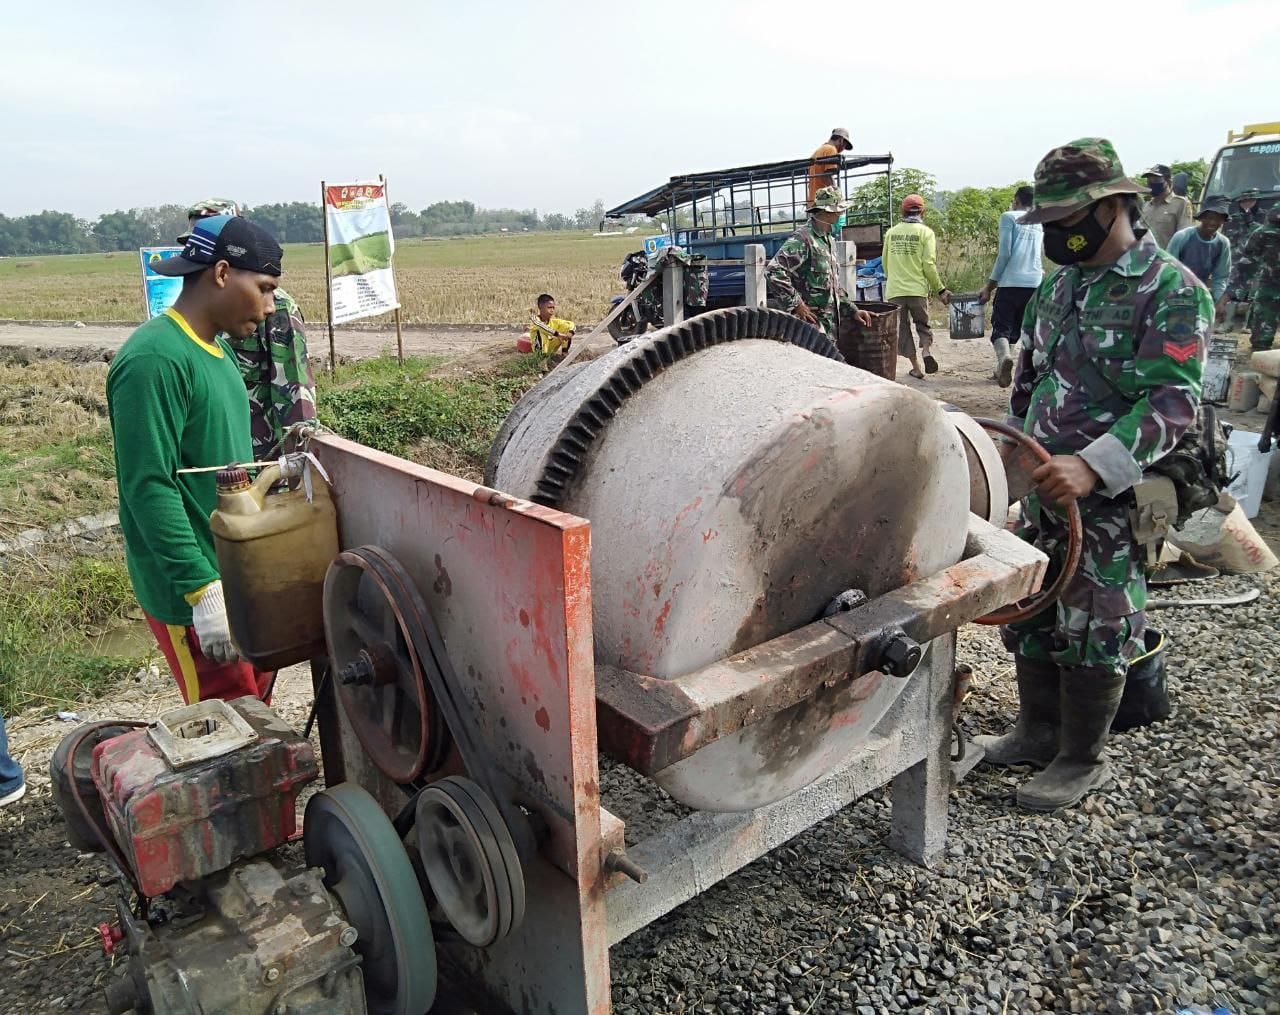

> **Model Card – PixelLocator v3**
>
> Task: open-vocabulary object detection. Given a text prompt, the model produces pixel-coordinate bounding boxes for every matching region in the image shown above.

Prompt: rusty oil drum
[836,301,899,380]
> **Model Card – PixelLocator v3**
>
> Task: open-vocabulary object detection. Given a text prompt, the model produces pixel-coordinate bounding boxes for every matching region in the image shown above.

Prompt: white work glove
[191,580,241,663]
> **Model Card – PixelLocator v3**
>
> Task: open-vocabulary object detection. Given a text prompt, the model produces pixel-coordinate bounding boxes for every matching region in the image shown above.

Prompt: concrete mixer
[70,308,1049,1014]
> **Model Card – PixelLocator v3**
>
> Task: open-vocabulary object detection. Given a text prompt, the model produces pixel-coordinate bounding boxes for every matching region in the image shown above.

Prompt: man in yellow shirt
[529,293,575,356]
[807,127,852,206]
[884,194,950,379]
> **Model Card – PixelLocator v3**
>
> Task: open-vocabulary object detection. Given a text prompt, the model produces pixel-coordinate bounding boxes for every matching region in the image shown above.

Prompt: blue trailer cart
[602,153,894,339]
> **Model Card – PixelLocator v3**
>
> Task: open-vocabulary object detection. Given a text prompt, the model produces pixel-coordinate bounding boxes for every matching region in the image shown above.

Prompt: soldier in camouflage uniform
[183,199,317,459]
[765,186,872,337]
[1233,205,1280,351]
[974,139,1209,812]
[1218,189,1266,332]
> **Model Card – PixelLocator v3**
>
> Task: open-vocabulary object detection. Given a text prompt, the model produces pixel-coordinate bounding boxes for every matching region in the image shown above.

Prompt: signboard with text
[139,246,183,320]
[323,182,400,324]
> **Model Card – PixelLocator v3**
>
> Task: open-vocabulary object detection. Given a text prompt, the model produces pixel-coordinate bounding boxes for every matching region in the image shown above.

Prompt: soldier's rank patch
[1163,340,1199,364]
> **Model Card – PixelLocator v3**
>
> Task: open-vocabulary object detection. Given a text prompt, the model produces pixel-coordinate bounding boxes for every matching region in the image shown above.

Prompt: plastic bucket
[837,301,899,380]
[1225,427,1274,519]
[948,293,985,340]
[1202,337,1237,402]
[1113,628,1169,732]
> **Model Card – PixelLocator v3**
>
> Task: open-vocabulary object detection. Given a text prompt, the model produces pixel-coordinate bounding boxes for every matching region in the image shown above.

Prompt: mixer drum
[491,310,971,810]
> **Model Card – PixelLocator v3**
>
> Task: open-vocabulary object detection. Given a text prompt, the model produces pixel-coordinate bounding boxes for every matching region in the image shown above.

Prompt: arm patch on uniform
[1163,340,1199,363]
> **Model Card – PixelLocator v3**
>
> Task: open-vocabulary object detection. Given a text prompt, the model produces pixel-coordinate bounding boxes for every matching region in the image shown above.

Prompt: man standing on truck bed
[766,186,872,338]
[884,194,950,379]
[808,128,852,206]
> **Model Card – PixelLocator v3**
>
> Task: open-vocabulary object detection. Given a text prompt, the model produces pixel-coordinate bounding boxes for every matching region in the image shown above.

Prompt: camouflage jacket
[1008,231,1210,501]
[1225,212,1268,296]
[765,219,845,333]
[1235,221,1280,293]
[223,288,316,459]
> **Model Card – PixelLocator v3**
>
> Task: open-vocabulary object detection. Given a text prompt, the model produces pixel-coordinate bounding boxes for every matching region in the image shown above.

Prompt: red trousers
[145,615,274,704]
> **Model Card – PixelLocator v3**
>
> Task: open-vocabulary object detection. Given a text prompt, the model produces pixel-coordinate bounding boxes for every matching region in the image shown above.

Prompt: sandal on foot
[923,355,939,374]
[908,368,925,380]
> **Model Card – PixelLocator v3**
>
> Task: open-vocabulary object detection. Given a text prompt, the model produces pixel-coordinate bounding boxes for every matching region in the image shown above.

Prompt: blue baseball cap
[152,214,283,277]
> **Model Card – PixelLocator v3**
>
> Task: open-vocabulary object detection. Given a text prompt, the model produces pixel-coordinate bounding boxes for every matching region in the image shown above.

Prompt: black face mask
[1043,204,1112,265]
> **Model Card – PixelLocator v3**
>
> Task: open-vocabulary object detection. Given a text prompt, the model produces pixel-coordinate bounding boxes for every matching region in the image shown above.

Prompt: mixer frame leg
[888,634,954,866]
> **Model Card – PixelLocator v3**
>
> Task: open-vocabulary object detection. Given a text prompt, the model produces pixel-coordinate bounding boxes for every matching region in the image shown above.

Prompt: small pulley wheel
[416,776,526,948]
[305,783,436,1015]
[323,547,450,781]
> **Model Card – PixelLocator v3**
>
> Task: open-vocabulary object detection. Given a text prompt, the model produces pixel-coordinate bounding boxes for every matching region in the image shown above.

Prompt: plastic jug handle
[249,463,283,506]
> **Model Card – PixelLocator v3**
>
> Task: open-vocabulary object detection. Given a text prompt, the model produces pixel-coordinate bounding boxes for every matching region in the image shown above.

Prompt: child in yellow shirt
[529,293,575,356]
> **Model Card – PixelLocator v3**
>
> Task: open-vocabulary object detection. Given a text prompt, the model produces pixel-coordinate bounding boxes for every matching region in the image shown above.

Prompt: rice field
[0,231,643,326]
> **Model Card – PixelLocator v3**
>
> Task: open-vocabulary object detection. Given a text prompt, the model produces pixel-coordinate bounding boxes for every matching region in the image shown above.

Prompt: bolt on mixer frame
[308,432,1046,1015]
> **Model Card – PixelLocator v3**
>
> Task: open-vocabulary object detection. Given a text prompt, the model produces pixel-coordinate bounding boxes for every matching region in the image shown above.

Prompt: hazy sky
[5,0,1277,218]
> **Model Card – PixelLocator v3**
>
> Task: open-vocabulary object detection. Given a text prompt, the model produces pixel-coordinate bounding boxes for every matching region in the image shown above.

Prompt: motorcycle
[606,251,661,344]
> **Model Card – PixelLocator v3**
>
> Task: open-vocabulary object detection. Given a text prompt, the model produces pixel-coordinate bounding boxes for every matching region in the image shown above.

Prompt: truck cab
[1205,122,1280,206]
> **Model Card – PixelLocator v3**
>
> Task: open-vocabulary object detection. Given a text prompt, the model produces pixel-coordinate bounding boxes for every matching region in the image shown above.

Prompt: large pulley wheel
[324,547,451,782]
[416,776,526,948]
[305,783,436,1015]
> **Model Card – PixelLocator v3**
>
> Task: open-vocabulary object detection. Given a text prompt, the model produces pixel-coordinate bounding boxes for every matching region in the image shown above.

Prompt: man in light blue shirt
[1167,199,1232,305]
[979,186,1044,387]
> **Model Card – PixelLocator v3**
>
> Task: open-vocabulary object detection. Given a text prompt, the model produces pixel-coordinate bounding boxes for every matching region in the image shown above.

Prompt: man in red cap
[884,194,950,379]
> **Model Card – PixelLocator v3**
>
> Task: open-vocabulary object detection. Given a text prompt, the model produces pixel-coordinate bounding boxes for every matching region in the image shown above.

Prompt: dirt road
[0,321,518,363]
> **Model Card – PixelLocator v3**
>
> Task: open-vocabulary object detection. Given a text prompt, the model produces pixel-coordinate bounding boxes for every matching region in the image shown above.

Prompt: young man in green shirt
[107,215,284,703]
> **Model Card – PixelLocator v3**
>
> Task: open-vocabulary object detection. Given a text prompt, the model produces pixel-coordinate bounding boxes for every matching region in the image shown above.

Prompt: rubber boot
[992,337,1014,388]
[973,656,1060,768]
[1017,667,1125,812]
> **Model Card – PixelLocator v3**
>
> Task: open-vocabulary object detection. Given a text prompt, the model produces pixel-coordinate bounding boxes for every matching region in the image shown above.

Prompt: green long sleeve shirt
[107,309,252,624]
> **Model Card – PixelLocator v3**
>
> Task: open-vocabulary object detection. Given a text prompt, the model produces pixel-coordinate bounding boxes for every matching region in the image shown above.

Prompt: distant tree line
[0,196,650,257]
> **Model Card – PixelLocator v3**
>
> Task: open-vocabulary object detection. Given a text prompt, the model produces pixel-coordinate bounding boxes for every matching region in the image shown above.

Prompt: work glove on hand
[191,580,241,663]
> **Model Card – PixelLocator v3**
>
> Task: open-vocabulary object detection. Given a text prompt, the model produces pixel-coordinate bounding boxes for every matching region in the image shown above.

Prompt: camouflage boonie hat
[808,185,848,214]
[1235,188,1263,202]
[1019,138,1147,225]
[178,198,242,241]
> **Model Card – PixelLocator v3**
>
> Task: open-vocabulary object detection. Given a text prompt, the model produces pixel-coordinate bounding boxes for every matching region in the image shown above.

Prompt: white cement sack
[1249,349,1280,379]
[1168,499,1278,574]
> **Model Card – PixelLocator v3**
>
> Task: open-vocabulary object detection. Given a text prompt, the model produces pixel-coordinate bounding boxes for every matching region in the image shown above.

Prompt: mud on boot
[1017,666,1125,812]
[974,656,1060,768]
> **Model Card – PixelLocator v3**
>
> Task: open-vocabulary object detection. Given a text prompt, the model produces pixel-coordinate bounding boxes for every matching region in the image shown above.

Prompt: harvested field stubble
[0,232,642,326]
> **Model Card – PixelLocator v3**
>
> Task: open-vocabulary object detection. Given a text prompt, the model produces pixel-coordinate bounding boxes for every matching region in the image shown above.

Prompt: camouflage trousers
[1001,491,1146,677]
[1248,287,1279,351]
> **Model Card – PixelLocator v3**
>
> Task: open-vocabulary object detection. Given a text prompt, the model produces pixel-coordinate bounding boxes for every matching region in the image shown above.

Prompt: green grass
[0,551,149,713]
[330,231,393,278]
[317,353,545,475]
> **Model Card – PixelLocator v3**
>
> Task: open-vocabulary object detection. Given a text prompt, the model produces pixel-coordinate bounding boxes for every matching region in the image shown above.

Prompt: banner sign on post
[139,246,184,319]
[323,182,400,324]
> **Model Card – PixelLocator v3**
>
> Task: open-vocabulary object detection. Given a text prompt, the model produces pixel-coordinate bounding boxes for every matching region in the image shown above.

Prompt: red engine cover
[92,696,317,897]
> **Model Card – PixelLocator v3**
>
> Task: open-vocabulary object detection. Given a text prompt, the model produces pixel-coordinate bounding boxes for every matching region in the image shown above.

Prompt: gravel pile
[608,571,1279,1014]
[2,577,1275,1014]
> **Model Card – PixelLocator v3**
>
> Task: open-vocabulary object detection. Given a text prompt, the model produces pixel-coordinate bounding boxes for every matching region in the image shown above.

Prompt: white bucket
[1202,337,1237,402]
[1225,428,1274,519]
